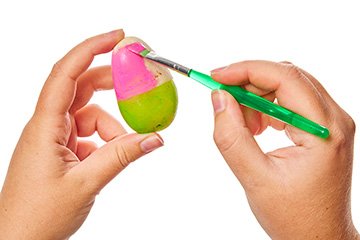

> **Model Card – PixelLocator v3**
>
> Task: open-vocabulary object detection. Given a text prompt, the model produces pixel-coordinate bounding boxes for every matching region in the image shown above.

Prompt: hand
[210,61,358,239]
[0,30,164,240]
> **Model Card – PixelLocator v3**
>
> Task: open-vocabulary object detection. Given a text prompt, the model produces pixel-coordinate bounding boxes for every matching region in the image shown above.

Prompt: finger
[256,113,287,136]
[287,62,355,137]
[75,104,126,141]
[211,60,330,141]
[211,90,269,188]
[241,91,276,135]
[280,61,335,103]
[76,140,98,161]
[36,29,124,116]
[240,106,262,135]
[69,133,164,193]
[242,82,272,96]
[258,93,286,133]
[70,66,113,113]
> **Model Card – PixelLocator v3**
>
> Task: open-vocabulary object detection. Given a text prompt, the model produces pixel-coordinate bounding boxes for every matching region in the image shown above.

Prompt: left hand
[0,30,163,240]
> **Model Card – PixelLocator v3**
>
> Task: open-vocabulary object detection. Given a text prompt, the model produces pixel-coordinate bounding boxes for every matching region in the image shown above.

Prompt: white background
[1,0,359,239]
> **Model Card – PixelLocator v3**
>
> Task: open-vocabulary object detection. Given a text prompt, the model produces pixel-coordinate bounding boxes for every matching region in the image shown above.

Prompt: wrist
[0,197,12,238]
[353,229,360,240]
[308,221,358,240]
[0,197,20,239]
[266,210,358,240]
[0,196,37,239]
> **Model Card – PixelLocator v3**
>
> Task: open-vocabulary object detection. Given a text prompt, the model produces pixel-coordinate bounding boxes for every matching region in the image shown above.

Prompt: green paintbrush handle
[188,69,329,138]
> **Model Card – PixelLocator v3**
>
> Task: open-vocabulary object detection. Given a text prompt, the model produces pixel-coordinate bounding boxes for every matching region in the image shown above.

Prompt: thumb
[73,133,163,192]
[211,90,268,186]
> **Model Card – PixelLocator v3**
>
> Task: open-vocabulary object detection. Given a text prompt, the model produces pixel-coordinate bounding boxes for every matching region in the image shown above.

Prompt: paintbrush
[127,43,329,138]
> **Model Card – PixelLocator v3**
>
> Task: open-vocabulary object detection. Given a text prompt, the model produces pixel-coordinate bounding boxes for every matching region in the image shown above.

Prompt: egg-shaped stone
[112,37,178,133]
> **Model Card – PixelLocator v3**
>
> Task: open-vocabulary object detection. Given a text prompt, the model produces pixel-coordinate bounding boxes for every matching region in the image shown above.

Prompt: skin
[211,61,359,239]
[0,30,358,239]
[0,30,164,240]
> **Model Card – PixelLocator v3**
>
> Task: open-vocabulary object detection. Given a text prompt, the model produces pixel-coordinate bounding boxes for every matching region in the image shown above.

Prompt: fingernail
[106,29,123,37]
[140,134,164,153]
[211,90,226,114]
[211,66,227,75]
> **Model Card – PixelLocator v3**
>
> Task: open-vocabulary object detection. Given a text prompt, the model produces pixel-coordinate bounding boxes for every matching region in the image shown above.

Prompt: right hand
[210,61,358,239]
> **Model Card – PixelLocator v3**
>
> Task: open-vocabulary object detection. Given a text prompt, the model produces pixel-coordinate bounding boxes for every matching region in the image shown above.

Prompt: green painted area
[140,49,150,57]
[118,81,178,133]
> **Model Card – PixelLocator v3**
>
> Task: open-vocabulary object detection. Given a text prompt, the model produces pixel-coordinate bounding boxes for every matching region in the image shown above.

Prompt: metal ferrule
[145,51,191,76]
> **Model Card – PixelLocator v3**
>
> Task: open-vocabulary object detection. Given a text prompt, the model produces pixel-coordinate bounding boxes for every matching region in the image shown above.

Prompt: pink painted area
[126,42,146,55]
[112,42,157,100]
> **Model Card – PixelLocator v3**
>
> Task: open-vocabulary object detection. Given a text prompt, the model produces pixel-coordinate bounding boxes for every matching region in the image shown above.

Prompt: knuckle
[330,123,353,150]
[81,37,94,51]
[213,128,241,154]
[283,63,304,79]
[279,60,294,65]
[213,130,226,149]
[87,103,102,112]
[82,37,92,46]
[21,118,40,142]
[332,127,347,147]
[114,143,133,170]
[330,111,356,146]
[50,60,75,81]
[50,61,62,77]
[345,114,356,133]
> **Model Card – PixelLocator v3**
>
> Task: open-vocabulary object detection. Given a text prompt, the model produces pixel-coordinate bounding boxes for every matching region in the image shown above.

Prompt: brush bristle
[126,42,150,57]
[139,49,150,57]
